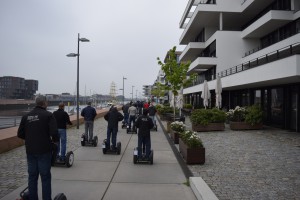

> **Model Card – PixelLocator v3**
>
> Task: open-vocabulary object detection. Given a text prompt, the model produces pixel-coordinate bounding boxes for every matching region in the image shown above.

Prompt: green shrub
[183,104,192,109]
[190,108,226,125]
[245,104,263,125]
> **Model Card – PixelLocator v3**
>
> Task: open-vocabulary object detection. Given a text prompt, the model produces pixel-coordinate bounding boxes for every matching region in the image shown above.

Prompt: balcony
[242,10,294,38]
[179,42,206,62]
[187,57,217,75]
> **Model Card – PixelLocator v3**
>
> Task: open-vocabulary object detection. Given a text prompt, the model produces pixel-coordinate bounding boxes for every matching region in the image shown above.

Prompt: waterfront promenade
[0,109,300,199]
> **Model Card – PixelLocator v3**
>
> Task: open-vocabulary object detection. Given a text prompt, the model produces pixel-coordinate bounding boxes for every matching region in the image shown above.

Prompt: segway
[133,146,154,164]
[121,120,127,129]
[102,139,121,155]
[18,186,67,200]
[81,133,98,147]
[51,143,74,168]
[151,120,158,131]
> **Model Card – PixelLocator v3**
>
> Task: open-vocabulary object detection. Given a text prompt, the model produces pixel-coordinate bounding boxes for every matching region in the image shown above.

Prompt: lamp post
[123,77,127,105]
[136,90,138,101]
[67,33,90,129]
[131,86,135,101]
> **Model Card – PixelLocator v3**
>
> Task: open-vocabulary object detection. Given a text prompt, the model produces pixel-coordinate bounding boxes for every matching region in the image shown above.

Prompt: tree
[157,46,196,120]
[151,82,166,104]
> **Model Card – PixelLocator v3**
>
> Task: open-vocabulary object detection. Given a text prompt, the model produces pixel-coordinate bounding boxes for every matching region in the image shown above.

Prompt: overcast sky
[0,0,188,98]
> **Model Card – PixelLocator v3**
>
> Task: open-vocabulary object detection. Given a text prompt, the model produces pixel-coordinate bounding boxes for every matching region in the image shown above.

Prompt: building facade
[179,0,300,132]
[0,76,38,99]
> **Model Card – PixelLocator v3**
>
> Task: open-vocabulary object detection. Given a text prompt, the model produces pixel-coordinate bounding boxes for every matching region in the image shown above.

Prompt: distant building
[0,76,38,99]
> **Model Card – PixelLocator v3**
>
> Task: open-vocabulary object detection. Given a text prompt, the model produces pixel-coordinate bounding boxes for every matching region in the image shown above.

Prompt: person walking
[53,102,72,161]
[104,106,124,149]
[81,102,97,142]
[17,95,59,200]
[135,109,154,159]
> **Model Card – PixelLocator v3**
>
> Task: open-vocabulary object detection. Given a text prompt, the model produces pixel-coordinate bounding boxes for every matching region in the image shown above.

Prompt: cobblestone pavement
[184,117,300,200]
[0,117,108,199]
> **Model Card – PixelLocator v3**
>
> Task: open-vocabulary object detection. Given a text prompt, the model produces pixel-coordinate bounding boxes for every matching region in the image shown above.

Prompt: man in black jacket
[81,102,97,142]
[135,109,154,159]
[53,102,72,161]
[104,106,124,149]
[18,95,59,200]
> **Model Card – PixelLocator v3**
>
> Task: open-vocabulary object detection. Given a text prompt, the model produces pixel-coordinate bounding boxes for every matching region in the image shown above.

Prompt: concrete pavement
[0,116,196,200]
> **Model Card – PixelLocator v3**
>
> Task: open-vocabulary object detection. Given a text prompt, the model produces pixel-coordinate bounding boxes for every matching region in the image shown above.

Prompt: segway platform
[151,123,158,131]
[51,143,74,168]
[81,133,98,147]
[133,147,153,164]
[102,139,121,155]
[127,126,137,134]
[121,121,127,129]
[18,186,67,200]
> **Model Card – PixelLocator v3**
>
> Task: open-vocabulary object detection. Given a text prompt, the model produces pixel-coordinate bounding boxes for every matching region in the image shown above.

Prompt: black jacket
[104,107,124,129]
[17,106,59,154]
[53,109,72,129]
[135,114,154,137]
[81,105,97,121]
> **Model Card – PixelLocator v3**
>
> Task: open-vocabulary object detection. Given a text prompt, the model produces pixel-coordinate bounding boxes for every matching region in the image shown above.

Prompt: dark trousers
[124,113,129,125]
[107,127,118,148]
[27,152,52,200]
[138,134,151,158]
[129,115,136,129]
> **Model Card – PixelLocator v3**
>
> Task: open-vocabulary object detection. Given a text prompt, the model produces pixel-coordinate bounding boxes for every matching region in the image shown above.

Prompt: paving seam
[100,133,134,200]
[157,116,193,179]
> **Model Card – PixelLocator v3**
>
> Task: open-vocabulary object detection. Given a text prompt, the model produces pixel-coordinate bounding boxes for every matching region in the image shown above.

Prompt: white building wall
[215,31,244,72]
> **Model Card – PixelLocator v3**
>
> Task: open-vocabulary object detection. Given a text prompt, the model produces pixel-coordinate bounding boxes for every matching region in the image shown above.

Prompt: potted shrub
[190,108,226,132]
[179,130,205,164]
[227,104,263,130]
[182,103,193,115]
[170,121,186,144]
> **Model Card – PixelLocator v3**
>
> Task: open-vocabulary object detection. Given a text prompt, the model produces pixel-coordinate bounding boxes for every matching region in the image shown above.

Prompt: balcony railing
[218,42,300,78]
[185,42,300,88]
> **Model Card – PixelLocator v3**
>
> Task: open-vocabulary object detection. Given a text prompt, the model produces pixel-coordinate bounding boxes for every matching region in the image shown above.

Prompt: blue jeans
[107,127,118,148]
[27,152,52,200]
[57,129,67,160]
[138,135,151,158]
[85,121,94,141]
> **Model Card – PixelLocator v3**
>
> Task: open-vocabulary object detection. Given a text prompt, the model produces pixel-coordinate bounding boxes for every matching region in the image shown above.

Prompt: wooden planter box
[179,138,205,164]
[170,130,180,144]
[192,123,225,132]
[230,121,263,130]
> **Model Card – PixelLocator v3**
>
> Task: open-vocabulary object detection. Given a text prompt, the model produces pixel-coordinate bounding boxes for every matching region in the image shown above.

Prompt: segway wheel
[133,148,138,164]
[65,151,74,167]
[117,142,121,155]
[81,134,86,146]
[93,136,98,147]
[133,155,138,164]
[102,140,107,154]
[149,150,153,165]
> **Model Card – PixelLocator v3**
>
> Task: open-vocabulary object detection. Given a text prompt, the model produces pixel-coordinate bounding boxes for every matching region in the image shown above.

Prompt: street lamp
[136,89,138,101]
[67,33,90,129]
[122,77,127,105]
[131,86,135,100]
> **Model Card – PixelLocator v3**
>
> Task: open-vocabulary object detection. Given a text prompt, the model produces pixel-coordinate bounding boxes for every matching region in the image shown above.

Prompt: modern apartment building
[179,0,300,132]
[0,76,38,99]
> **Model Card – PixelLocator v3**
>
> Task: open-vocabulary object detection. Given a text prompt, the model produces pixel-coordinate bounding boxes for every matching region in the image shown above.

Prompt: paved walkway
[183,117,300,200]
[0,116,196,200]
[1,113,300,200]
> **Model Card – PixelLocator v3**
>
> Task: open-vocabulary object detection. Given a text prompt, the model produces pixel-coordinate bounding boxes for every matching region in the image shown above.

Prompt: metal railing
[218,42,300,78]
[186,42,300,88]
[0,116,22,129]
